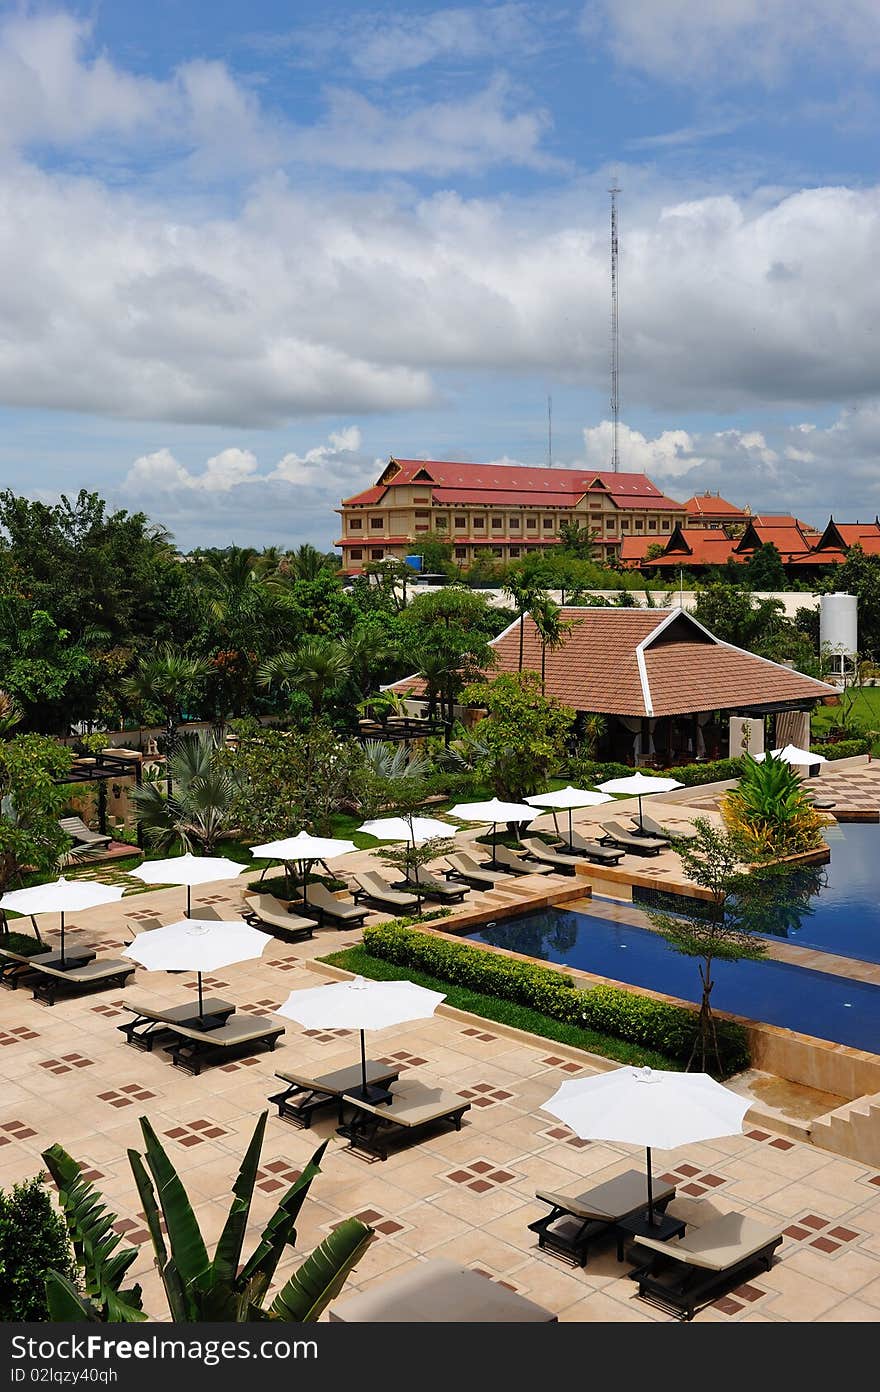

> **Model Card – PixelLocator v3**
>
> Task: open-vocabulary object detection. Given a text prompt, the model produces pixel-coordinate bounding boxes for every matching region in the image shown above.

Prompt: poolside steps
[809,1091,880,1164]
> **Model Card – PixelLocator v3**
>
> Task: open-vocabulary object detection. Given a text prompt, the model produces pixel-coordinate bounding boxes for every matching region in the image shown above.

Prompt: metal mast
[547,394,553,467]
[609,179,620,472]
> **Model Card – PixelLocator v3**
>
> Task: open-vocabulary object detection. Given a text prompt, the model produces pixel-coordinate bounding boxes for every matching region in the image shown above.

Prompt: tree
[0,734,73,896]
[0,1174,78,1321]
[503,577,543,671]
[646,820,768,1072]
[258,637,351,714]
[42,1112,372,1322]
[721,753,827,856]
[460,670,576,799]
[129,733,238,855]
[834,545,880,659]
[122,646,212,791]
[226,724,362,839]
[529,595,573,693]
[402,588,497,727]
[408,530,455,576]
[0,602,98,732]
[743,541,788,591]
[193,548,297,719]
[280,543,340,581]
[693,583,815,668]
[371,776,454,914]
[558,518,599,558]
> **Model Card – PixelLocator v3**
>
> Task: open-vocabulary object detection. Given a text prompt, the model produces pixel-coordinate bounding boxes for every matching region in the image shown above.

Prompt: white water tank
[820,592,858,665]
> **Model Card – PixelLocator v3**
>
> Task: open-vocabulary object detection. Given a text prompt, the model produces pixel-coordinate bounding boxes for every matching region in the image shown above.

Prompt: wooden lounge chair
[351,871,419,913]
[528,1169,677,1267]
[338,1077,470,1160]
[634,813,695,842]
[402,866,469,903]
[118,996,235,1051]
[165,1014,285,1075]
[492,843,553,876]
[58,815,112,850]
[29,957,136,1006]
[443,852,498,889]
[558,831,626,865]
[520,838,581,875]
[268,1059,402,1128]
[0,944,97,988]
[599,821,667,856]
[300,881,368,929]
[629,1212,784,1320]
[329,1258,556,1323]
[242,894,315,942]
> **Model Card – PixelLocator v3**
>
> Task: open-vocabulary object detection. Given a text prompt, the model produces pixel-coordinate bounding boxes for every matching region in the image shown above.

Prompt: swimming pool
[464,906,880,1053]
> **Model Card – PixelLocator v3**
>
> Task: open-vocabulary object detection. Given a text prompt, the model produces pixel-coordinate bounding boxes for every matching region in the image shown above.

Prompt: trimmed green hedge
[0,932,45,956]
[810,738,870,760]
[361,920,749,1077]
[569,756,745,788]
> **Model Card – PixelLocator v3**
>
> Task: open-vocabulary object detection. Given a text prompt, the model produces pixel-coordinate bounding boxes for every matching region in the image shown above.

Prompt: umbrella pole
[568,808,574,846]
[638,794,644,833]
[359,1028,368,1098]
[646,1146,655,1225]
[197,971,204,1024]
[60,910,66,966]
[186,884,192,919]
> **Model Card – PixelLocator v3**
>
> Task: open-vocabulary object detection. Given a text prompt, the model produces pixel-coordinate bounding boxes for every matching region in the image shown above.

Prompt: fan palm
[258,637,350,712]
[129,733,237,855]
[122,646,211,790]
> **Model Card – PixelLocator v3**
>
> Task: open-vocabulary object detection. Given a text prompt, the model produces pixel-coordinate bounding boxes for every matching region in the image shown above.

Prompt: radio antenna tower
[609,179,621,472]
[547,393,553,466]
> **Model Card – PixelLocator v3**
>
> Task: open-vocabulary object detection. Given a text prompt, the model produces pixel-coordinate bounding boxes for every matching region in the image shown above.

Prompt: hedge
[361,920,749,1077]
[0,932,45,956]
[810,738,871,760]
[569,756,745,788]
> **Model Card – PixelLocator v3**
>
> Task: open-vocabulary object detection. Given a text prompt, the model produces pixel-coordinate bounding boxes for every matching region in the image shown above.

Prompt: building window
[509,516,520,529]
[526,517,537,530]
[415,525,429,532]
[348,517,363,530]
[413,493,430,503]
[492,516,504,529]
[370,516,384,530]
[350,548,362,561]
[648,519,657,530]
[454,546,467,559]
[435,515,448,528]
[415,510,431,521]
[473,516,485,529]
[543,517,554,528]
[370,548,384,560]
[526,546,538,552]
[635,519,643,531]
[662,519,671,531]
[621,519,630,531]
[492,547,503,557]
[454,515,466,528]
[509,546,520,557]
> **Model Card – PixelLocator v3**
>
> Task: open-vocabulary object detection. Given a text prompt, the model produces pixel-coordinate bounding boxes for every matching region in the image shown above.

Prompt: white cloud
[124,447,259,494]
[311,4,542,81]
[582,0,880,87]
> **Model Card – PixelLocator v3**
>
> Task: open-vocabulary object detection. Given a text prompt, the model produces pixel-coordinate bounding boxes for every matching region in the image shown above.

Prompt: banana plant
[43,1111,373,1322]
[40,1145,146,1322]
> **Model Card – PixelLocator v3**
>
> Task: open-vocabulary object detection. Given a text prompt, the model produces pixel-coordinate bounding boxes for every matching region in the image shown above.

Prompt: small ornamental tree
[0,734,73,895]
[646,819,768,1073]
[461,670,576,800]
[226,724,362,839]
[0,1174,77,1321]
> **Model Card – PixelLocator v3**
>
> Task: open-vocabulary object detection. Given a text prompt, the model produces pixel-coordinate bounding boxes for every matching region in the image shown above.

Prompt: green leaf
[238,1140,328,1297]
[211,1112,267,1292]
[267,1218,373,1323]
[138,1116,210,1303]
[44,1271,101,1322]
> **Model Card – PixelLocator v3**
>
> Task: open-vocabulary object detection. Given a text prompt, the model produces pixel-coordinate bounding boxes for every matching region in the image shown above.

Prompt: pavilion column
[97,778,108,836]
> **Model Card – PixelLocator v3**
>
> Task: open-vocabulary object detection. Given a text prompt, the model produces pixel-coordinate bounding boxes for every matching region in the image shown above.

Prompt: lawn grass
[320,943,678,1071]
[812,686,880,745]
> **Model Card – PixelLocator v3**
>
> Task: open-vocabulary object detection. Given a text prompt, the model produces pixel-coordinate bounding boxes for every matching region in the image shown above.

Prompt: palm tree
[529,596,572,694]
[129,733,237,855]
[258,637,350,713]
[503,576,543,671]
[122,647,212,793]
[282,544,340,581]
[196,550,294,716]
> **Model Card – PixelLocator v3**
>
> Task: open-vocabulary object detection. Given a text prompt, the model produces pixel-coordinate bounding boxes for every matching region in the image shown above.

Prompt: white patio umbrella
[0,877,124,965]
[130,853,246,918]
[358,816,453,843]
[543,1065,750,1225]
[754,745,827,768]
[596,772,684,831]
[123,916,271,1022]
[525,787,613,845]
[249,832,356,910]
[448,797,536,868]
[276,975,446,1102]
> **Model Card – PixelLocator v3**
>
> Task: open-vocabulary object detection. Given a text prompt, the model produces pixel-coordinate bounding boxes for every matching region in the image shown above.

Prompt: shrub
[362,920,748,1076]
[565,756,745,788]
[0,930,45,955]
[0,1174,77,1321]
[722,754,826,856]
[810,738,870,760]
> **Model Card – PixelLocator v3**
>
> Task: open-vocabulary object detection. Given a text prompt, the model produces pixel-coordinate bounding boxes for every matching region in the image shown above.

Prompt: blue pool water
[465,908,880,1052]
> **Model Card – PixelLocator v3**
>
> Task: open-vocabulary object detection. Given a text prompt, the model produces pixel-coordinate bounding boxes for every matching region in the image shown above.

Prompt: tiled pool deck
[5,874,880,1323]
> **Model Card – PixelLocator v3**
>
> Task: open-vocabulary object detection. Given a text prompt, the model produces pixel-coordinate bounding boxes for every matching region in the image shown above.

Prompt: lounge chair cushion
[169,1015,284,1048]
[36,958,134,984]
[535,1169,675,1223]
[330,1258,556,1323]
[632,1213,782,1272]
[303,883,366,921]
[275,1060,399,1097]
[243,895,315,936]
[121,997,233,1026]
[353,873,418,909]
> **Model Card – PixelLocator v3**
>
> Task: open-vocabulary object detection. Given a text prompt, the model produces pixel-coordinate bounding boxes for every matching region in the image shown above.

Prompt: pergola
[55,749,144,846]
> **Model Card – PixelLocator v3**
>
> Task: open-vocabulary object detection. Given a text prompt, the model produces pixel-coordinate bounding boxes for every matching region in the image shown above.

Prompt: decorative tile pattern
[256,1160,302,1193]
[378,1050,428,1071]
[219,1056,263,1072]
[461,1027,497,1042]
[329,1207,407,1238]
[0,1120,37,1144]
[183,976,229,991]
[37,1053,94,1075]
[445,1159,517,1194]
[163,1119,228,1147]
[303,1027,352,1043]
[241,998,280,1017]
[782,1213,864,1255]
[540,1055,582,1074]
[458,1082,515,1109]
[265,957,302,973]
[97,1084,156,1109]
[0,1025,39,1045]
[471,1267,521,1293]
[540,1124,590,1149]
[659,1162,728,1199]
[91,1000,127,1019]
[745,1128,795,1151]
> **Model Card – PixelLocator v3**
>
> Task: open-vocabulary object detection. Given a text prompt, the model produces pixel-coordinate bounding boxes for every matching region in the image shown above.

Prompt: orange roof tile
[683,494,748,517]
[351,458,686,511]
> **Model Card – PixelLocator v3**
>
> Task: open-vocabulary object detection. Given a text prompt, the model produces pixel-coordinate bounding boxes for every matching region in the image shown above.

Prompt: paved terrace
[5,866,880,1323]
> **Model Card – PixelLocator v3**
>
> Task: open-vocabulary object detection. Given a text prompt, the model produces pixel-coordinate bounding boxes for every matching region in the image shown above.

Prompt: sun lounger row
[119,996,284,1072]
[336,1077,471,1160]
[0,944,134,1003]
[269,1060,401,1127]
[529,1168,676,1266]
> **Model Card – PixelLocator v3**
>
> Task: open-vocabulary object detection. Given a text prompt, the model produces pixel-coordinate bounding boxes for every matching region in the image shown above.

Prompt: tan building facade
[336,457,686,572]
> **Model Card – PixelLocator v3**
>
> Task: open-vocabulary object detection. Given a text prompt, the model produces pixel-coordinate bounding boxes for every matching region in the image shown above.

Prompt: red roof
[390,608,834,716]
[344,458,685,511]
[643,529,739,567]
[618,536,659,562]
[341,484,388,507]
[683,494,748,518]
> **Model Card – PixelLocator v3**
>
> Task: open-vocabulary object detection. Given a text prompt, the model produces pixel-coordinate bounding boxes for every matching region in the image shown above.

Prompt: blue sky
[2,1,880,547]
